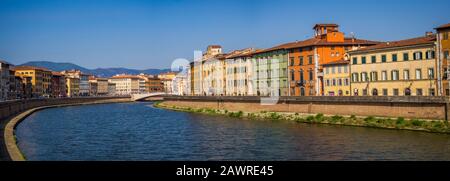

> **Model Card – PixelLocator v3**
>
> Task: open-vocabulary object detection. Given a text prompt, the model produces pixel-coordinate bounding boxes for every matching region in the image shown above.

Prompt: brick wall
[162,96,449,120]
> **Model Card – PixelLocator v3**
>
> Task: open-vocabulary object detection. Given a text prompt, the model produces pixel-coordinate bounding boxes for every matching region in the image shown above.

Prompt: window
[370,71,378,81]
[416,88,423,96]
[444,32,449,40]
[403,69,409,80]
[426,50,435,59]
[352,73,359,82]
[362,89,368,96]
[391,70,399,80]
[413,51,423,60]
[344,66,348,73]
[325,67,329,74]
[299,56,304,65]
[326,79,330,86]
[404,88,411,96]
[309,69,313,81]
[344,78,349,86]
[338,79,342,86]
[332,67,335,74]
[332,79,336,86]
[308,56,313,64]
[300,70,304,82]
[372,88,378,96]
[415,69,422,79]
[429,88,435,96]
[290,57,294,66]
[392,54,397,62]
[338,66,341,73]
[381,55,387,62]
[361,56,366,64]
[381,71,387,81]
[382,89,388,96]
[290,70,295,81]
[445,51,450,59]
[403,53,409,61]
[393,89,399,96]
[371,56,376,63]
[331,46,335,50]
[428,68,434,79]
[352,57,357,64]
[361,72,368,82]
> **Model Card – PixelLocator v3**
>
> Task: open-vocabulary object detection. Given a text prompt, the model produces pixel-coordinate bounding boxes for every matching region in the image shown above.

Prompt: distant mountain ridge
[19,61,171,77]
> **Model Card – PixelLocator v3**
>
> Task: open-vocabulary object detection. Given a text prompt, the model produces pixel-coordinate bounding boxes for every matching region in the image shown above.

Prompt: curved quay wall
[0,97,131,161]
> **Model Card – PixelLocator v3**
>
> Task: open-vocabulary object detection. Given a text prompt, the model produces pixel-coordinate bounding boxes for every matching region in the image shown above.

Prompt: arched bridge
[131,92,167,101]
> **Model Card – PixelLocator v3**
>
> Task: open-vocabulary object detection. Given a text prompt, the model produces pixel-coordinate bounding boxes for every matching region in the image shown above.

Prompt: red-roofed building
[287,24,380,96]
[349,34,438,96]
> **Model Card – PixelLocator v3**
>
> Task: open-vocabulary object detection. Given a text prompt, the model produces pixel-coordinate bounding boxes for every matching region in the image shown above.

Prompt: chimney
[425,31,433,36]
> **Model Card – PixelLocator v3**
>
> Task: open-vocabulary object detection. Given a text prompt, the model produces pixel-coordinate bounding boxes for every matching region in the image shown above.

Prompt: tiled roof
[110,75,142,79]
[322,59,349,66]
[208,45,222,48]
[313,24,339,29]
[255,37,380,54]
[13,65,51,71]
[51,71,63,76]
[435,23,450,30]
[349,35,435,53]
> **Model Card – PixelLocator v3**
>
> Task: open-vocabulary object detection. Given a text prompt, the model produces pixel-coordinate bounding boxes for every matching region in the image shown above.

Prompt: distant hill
[19,61,171,77]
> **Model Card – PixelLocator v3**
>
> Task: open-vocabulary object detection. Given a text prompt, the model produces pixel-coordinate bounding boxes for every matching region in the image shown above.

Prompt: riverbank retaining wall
[0,97,130,120]
[162,96,450,120]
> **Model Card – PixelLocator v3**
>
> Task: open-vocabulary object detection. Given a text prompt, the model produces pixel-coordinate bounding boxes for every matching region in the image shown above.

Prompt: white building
[108,75,146,95]
[225,48,256,96]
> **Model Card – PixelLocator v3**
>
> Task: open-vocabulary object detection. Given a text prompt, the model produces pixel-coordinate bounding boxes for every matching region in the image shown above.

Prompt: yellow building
[349,34,437,96]
[436,23,450,95]
[66,77,80,97]
[13,66,52,97]
[322,60,350,96]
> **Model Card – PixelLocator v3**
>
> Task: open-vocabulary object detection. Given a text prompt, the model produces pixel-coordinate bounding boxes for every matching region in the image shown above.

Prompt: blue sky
[0,0,449,69]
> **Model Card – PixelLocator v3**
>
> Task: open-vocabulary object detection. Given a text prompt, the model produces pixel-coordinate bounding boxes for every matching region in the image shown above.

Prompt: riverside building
[349,33,438,96]
[14,66,52,98]
[322,60,351,96]
[436,23,450,95]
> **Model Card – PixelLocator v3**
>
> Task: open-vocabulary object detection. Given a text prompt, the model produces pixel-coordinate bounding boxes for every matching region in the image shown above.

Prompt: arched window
[353,88,359,96]
[405,88,411,96]
[300,88,305,96]
[372,88,378,96]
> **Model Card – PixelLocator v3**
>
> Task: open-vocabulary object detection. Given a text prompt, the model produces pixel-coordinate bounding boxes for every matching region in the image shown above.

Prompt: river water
[15,102,450,160]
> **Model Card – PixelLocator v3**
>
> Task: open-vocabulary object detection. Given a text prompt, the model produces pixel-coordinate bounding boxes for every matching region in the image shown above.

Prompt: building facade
[436,23,450,96]
[252,48,289,96]
[286,24,379,96]
[349,34,437,96]
[51,72,67,97]
[108,75,145,95]
[0,61,12,100]
[225,48,256,96]
[322,60,351,96]
[14,66,52,98]
[66,77,80,97]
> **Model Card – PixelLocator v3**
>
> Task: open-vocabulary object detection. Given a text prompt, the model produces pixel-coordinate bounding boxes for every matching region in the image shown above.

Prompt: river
[15,102,450,160]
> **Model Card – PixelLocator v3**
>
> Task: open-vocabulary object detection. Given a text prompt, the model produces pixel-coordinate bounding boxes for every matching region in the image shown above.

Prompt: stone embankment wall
[0,97,129,120]
[162,96,450,120]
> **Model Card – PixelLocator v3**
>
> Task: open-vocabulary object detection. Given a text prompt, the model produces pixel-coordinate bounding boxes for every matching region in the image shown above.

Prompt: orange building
[286,24,379,96]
